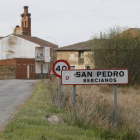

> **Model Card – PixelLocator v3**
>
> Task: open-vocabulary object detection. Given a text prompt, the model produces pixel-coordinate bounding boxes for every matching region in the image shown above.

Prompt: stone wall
[0,65,15,79]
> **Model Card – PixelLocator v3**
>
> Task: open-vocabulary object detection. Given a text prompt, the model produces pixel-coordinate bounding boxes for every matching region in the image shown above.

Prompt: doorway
[27,65,30,78]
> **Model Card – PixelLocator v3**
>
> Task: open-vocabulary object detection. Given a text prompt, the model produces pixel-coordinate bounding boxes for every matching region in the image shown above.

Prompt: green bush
[89,26,140,85]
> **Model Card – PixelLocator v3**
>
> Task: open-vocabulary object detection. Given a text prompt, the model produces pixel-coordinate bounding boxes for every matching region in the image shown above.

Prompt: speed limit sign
[52,59,70,78]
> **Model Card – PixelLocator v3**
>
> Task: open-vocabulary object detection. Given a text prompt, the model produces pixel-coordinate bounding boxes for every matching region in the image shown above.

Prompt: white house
[0,6,58,79]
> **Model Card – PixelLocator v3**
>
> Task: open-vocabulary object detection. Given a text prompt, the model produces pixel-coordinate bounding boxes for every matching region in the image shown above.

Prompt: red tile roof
[15,34,58,48]
[119,28,140,38]
[129,28,140,34]
[56,41,91,51]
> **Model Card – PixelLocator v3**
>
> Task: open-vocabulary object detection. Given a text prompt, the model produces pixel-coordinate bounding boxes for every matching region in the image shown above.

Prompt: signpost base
[114,85,117,129]
[73,85,76,121]
[58,78,62,109]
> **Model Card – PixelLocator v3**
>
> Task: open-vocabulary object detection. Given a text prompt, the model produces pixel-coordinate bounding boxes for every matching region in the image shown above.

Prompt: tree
[89,26,140,85]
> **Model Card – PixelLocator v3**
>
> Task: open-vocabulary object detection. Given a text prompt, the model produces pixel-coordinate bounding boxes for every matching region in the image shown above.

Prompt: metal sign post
[61,69,129,128]
[58,78,62,109]
[114,85,117,129]
[52,60,70,109]
[73,85,76,121]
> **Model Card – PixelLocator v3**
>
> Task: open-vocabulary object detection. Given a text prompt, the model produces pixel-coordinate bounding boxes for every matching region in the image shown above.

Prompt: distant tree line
[89,26,140,85]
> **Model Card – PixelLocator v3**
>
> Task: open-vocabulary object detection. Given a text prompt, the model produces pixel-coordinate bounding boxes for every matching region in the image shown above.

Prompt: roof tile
[56,41,91,51]
[15,34,58,48]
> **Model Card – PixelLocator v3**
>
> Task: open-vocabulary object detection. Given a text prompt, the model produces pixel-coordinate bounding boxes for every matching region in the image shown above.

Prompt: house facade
[0,6,58,79]
[56,41,93,69]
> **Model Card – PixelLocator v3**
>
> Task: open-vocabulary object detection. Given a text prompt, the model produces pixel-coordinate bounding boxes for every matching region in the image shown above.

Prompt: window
[79,51,84,58]
[70,66,75,69]
[85,65,90,69]
[31,65,34,73]
[6,54,11,59]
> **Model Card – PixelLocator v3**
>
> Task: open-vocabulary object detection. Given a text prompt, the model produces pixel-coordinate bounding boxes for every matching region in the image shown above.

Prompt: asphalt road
[0,80,40,127]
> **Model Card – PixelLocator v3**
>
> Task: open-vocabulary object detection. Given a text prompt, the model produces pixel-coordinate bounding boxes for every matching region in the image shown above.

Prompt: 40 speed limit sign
[52,59,70,78]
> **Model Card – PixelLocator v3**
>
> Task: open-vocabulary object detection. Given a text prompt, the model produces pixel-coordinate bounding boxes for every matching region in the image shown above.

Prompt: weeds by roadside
[50,78,140,139]
[0,79,139,140]
[0,81,103,140]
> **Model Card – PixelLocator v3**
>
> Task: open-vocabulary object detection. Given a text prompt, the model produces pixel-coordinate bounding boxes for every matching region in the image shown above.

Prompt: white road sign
[52,60,70,78]
[61,69,128,85]
[50,70,54,75]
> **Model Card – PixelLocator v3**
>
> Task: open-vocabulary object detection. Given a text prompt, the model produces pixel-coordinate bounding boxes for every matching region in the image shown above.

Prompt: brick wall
[16,58,35,79]
[0,58,35,79]
[0,59,16,66]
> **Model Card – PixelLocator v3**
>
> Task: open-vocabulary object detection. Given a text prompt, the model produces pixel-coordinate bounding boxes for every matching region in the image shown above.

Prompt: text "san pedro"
[75,71,125,78]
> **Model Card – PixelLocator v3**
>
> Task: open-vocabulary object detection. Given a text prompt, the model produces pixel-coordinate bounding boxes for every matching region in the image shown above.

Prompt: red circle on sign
[52,59,70,78]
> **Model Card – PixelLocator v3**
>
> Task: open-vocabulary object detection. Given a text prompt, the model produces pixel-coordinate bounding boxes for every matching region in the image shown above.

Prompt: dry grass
[0,81,101,140]
[50,78,140,139]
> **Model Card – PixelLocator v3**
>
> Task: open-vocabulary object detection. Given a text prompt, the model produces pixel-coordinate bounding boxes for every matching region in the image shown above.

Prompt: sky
[0,0,140,47]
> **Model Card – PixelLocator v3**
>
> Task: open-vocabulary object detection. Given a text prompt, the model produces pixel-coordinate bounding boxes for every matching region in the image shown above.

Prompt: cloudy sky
[0,0,140,47]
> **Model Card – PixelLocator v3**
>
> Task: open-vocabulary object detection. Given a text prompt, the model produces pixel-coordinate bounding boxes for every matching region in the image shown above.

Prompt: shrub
[89,26,140,85]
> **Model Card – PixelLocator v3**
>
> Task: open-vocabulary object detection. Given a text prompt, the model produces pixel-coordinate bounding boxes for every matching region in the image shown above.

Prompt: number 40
[55,65,67,71]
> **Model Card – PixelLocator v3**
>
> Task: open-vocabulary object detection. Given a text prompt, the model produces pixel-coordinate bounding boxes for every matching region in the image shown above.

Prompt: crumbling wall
[0,65,15,79]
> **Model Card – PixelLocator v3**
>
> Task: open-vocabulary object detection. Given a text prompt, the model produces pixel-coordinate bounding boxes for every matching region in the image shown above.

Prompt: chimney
[14,6,31,36]
[24,6,28,14]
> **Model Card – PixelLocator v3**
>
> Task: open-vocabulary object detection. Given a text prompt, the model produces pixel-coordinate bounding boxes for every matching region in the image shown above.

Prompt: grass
[0,80,138,140]
[49,78,139,140]
[0,81,101,140]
